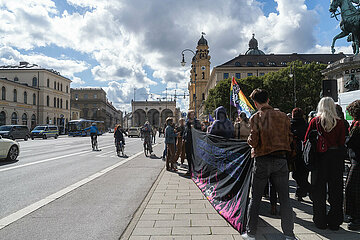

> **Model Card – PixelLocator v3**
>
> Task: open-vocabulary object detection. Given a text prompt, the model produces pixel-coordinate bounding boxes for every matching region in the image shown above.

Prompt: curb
[119,147,165,240]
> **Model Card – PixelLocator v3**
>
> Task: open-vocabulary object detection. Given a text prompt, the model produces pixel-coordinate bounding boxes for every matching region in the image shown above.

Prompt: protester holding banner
[234,112,251,141]
[165,117,178,172]
[242,89,297,240]
[183,110,201,176]
[208,106,234,138]
[305,97,346,231]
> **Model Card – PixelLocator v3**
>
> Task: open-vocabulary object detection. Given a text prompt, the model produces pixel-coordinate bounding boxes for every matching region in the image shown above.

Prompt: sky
[0,0,355,113]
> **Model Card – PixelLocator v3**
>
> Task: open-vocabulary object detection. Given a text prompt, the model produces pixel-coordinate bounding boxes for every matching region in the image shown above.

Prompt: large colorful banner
[230,77,255,118]
[191,129,253,233]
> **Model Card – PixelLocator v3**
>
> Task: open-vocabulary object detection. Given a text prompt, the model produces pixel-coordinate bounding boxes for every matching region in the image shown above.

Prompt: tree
[204,61,327,118]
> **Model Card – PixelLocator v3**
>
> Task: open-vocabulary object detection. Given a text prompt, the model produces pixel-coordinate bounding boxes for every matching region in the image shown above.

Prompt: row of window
[224,72,265,79]
[14,77,38,87]
[46,79,69,93]
[46,96,69,109]
[74,93,97,99]
[1,87,36,105]
[0,111,36,126]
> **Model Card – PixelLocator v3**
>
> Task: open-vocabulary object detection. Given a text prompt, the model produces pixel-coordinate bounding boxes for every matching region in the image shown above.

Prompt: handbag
[315,119,328,153]
[303,129,318,171]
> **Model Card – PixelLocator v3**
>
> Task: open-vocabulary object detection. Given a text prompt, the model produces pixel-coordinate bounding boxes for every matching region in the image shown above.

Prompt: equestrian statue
[330,0,360,55]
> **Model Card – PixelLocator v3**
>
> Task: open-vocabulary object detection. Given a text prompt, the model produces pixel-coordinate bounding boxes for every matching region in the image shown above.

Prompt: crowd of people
[158,88,360,240]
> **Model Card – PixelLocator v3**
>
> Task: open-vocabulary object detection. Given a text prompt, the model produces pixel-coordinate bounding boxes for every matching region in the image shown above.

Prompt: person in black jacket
[183,110,201,176]
[114,125,125,155]
[290,108,310,201]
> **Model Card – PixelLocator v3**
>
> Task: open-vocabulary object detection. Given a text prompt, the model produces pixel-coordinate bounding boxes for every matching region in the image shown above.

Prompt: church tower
[188,33,211,117]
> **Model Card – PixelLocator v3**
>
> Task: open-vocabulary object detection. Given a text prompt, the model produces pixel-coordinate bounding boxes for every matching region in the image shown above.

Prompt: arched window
[47,96,50,107]
[13,89,17,102]
[32,77,37,87]
[47,79,50,87]
[0,111,6,125]
[31,114,36,129]
[54,81,56,89]
[60,99,63,108]
[1,86,5,100]
[46,117,49,124]
[11,112,18,125]
[202,72,205,79]
[33,93,36,105]
[60,84,63,91]
[24,91,27,104]
[66,100,68,110]
[54,97,56,108]
[22,113,27,125]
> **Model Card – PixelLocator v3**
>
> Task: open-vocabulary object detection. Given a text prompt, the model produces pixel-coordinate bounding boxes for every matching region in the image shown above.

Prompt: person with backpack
[290,108,310,201]
[207,106,234,138]
[344,100,360,230]
[304,97,346,230]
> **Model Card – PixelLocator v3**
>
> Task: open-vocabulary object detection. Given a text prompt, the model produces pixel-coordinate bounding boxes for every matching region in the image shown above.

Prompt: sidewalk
[122,165,360,240]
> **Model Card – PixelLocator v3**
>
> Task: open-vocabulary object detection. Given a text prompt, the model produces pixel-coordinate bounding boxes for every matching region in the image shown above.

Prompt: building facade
[0,62,71,132]
[70,88,122,129]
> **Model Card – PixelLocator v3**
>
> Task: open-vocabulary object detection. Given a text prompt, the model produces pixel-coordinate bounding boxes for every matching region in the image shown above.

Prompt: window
[2,86,5,100]
[83,109,88,118]
[53,117,56,125]
[31,114,36,128]
[22,113,27,125]
[54,81,56,89]
[93,94,97,99]
[202,72,205,79]
[11,112,18,125]
[93,103,97,107]
[247,62,253,67]
[223,73,229,79]
[84,94,88,99]
[32,77,37,87]
[57,82,59,90]
[47,79,50,87]
[260,72,265,76]
[60,99,63,109]
[24,91,27,104]
[33,93,36,105]
[66,86,69,93]
[247,73,253,77]
[14,77,19,82]
[75,94,79,100]
[258,62,264,66]
[13,89,17,102]
[57,98,59,108]
[46,117,49,124]
[54,97,56,107]
[84,103,88,107]
[47,96,50,107]
[0,111,5,125]
[235,73,241,79]
[60,84,63,91]
[74,103,78,108]
[66,100,68,109]
[202,93,205,101]
[235,62,241,67]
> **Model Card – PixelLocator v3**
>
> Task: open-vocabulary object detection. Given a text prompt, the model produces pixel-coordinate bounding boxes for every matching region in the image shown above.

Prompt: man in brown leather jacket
[242,89,297,240]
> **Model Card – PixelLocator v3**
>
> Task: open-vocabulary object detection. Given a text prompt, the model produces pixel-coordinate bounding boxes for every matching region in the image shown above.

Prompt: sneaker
[240,233,255,240]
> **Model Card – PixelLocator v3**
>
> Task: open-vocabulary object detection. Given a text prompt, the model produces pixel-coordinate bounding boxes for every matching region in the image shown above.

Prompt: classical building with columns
[131,100,180,128]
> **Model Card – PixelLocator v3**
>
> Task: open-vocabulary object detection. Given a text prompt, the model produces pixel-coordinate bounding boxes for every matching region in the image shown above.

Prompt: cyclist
[142,121,153,154]
[84,123,99,150]
[114,125,125,156]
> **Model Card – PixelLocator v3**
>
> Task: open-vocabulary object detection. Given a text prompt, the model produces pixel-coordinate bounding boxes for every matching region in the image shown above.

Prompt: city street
[0,134,165,240]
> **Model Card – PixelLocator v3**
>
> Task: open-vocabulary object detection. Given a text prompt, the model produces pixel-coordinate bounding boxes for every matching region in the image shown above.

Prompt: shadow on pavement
[0,159,18,166]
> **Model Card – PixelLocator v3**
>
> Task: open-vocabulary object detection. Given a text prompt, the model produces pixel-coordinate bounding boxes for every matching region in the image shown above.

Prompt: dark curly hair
[347,100,360,121]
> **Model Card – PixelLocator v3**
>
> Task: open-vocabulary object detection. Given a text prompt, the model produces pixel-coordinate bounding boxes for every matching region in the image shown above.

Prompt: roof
[0,62,70,81]
[217,53,347,68]
[198,35,208,46]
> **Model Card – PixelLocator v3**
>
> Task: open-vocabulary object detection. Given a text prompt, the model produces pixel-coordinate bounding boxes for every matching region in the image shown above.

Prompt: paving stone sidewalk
[122,165,360,240]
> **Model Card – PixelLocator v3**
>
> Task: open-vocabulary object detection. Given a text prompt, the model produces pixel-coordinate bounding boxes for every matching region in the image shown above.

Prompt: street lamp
[289,63,297,108]
[181,49,197,117]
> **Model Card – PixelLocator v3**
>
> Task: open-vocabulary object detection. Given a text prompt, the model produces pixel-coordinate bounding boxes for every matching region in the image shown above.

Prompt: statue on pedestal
[345,74,360,91]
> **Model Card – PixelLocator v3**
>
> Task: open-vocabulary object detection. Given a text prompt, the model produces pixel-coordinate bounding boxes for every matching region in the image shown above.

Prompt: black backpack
[302,129,318,171]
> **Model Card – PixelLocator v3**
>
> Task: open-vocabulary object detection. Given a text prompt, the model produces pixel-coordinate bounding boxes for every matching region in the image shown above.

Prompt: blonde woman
[304,97,346,231]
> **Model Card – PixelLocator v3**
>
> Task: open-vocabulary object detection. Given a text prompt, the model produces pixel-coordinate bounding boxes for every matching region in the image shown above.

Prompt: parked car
[128,127,141,137]
[0,135,20,161]
[0,125,30,141]
[31,125,59,139]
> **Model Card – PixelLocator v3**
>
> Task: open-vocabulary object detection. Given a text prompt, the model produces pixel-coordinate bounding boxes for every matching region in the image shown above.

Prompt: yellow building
[188,34,211,117]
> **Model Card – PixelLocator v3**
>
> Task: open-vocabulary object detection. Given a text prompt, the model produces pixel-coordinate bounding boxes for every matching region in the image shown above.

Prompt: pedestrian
[165,117,177,171]
[345,100,360,230]
[152,127,157,144]
[304,97,346,230]
[114,124,125,156]
[290,107,310,201]
[234,112,251,140]
[207,106,234,138]
[183,110,201,176]
[158,127,162,138]
[336,104,350,136]
[174,118,186,165]
[242,89,297,240]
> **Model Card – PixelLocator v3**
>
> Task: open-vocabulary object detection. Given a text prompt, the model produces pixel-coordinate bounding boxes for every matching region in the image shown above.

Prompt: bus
[68,119,105,136]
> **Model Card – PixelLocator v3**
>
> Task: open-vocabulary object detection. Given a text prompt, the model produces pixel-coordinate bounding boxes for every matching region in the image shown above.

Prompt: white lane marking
[0,149,145,230]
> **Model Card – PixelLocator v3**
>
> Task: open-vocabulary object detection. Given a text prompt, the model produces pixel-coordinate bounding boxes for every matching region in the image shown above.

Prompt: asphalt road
[0,133,165,240]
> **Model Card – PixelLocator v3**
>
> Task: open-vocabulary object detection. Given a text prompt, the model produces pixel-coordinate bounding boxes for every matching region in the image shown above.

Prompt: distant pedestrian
[174,118,186,165]
[165,117,177,171]
[242,89,297,240]
[183,110,201,176]
[152,127,157,143]
[207,106,234,138]
[305,97,346,230]
[234,112,251,141]
[345,100,360,230]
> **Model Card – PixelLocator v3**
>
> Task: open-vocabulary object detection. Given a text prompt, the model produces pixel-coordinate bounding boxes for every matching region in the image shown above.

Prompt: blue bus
[68,119,105,136]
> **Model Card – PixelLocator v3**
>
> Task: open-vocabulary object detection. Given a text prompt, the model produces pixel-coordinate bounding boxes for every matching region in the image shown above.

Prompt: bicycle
[91,133,99,151]
[116,141,125,157]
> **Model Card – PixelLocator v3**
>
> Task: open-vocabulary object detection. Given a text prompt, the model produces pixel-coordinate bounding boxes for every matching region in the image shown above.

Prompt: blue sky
[0,0,354,113]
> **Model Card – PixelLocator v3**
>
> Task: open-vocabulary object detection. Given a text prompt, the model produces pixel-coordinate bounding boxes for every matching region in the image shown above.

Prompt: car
[0,125,30,141]
[108,128,114,133]
[0,135,20,161]
[31,125,59,139]
[128,127,141,137]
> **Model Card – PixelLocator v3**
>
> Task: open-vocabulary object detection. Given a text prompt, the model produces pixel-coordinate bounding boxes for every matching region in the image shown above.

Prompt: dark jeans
[292,155,310,197]
[185,141,194,173]
[311,149,344,228]
[247,155,294,237]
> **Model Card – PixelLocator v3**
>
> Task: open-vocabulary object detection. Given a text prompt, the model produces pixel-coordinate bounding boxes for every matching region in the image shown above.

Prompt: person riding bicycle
[114,125,125,155]
[142,121,153,154]
[84,123,99,150]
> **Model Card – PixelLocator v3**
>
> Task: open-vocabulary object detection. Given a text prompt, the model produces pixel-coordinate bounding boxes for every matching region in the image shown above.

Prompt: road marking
[0,149,146,230]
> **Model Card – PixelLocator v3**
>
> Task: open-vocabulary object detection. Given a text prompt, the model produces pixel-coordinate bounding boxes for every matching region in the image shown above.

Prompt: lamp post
[181,49,197,117]
[289,63,297,108]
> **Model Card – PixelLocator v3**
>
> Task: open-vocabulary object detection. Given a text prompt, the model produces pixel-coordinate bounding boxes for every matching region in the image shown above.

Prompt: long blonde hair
[316,97,339,132]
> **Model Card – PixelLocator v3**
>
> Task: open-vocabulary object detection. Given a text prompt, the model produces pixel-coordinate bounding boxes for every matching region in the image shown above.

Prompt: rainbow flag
[230,77,255,118]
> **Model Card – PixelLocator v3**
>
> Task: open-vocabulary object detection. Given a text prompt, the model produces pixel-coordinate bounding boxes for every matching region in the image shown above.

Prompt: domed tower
[189,33,211,116]
[245,34,265,55]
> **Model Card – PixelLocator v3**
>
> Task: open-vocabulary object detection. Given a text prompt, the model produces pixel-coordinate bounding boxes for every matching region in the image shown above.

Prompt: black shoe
[348,220,360,231]
[315,223,327,230]
[328,225,340,231]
